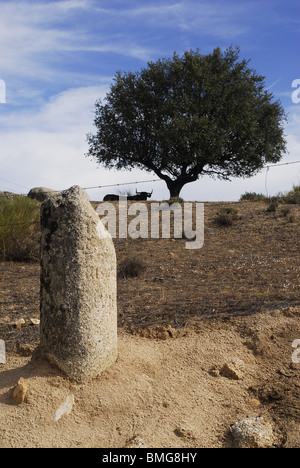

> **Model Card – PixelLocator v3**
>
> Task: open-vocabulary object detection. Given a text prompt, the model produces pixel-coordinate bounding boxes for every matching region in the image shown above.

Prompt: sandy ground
[1,306,300,448]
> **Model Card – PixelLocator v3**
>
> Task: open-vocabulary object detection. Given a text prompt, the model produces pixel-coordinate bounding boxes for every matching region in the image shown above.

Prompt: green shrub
[280,185,300,204]
[240,192,267,202]
[266,197,279,213]
[240,186,300,205]
[281,207,291,217]
[117,255,146,278]
[0,196,40,261]
[214,207,240,226]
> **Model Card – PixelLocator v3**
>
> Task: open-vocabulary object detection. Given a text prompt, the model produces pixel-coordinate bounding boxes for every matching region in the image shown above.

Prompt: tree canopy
[87,47,287,197]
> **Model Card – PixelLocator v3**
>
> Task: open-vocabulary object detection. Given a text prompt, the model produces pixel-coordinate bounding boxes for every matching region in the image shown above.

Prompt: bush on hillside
[117,255,146,279]
[240,192,267,202]
[279,185,300,204]
[214,207,240,226]
[0,196,40,262]
[266,197,279,213]
[240,185,300,205]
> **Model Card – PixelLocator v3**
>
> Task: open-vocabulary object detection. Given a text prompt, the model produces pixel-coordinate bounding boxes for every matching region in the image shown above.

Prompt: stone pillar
[39,185,117,382]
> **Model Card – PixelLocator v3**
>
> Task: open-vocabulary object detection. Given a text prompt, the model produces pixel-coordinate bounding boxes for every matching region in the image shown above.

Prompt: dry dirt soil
[0,200,300,448]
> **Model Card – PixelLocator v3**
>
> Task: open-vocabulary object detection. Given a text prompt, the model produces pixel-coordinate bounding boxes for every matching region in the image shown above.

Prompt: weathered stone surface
[229,417,274,448]
[39,185,117,382]
[27,187,59,202]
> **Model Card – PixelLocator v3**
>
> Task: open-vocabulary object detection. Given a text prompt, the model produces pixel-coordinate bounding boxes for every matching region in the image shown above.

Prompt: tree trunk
[165,177,194,198]
[150,166,199,199]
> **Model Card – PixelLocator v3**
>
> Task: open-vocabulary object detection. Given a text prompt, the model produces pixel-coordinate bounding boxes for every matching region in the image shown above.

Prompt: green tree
[87,47,287,198]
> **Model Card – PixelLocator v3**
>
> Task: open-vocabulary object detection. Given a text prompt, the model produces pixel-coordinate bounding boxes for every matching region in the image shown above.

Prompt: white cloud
[0,0,156,83]
[0,0,255,75]
[0,0,262,99]
[103,1,254,38]
[0,85,114,194]
[0,3,80,80]
[0,84,108,129]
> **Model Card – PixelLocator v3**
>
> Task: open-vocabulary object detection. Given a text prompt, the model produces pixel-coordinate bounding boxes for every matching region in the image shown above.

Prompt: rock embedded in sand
[229,417,274,448]
[14,318,25,329]
[220,358,245,380]
[174,426,197,440]
[124,435,146,448]
[10,378,28,405]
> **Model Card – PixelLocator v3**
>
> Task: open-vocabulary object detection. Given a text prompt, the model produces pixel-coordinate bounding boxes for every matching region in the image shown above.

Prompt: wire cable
[83,178,161,190]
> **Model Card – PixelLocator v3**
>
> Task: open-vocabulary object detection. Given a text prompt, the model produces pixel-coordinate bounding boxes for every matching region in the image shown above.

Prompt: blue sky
[0,0,299,201]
